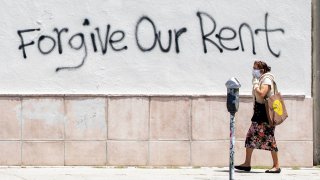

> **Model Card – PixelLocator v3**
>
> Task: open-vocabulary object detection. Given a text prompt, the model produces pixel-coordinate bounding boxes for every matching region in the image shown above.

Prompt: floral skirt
[245,122,278,152]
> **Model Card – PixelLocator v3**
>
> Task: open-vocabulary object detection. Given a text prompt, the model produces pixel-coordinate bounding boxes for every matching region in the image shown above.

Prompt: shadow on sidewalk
[214,170,264,174]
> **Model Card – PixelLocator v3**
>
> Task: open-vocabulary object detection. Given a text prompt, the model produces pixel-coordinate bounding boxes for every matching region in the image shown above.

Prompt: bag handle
[272,80,278,94]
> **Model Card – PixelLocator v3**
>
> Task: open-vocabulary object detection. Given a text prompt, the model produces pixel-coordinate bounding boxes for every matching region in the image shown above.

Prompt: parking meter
[225,77,241,180]
[225,77,241,115]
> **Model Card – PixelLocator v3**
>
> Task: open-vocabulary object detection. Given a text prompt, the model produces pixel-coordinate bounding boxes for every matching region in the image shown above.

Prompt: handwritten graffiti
[197,12,285,56]
[17,12,285,72]
[18,18,127,72]
[135,16,187,53]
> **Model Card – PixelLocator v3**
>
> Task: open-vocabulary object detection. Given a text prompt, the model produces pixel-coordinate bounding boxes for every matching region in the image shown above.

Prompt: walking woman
[235,60,281,173]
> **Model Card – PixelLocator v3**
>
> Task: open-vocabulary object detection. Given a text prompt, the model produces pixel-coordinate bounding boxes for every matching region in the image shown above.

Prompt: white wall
[0,0,311,96]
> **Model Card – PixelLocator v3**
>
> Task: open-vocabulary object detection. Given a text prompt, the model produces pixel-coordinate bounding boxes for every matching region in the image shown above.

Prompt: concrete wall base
[0,96,313,167]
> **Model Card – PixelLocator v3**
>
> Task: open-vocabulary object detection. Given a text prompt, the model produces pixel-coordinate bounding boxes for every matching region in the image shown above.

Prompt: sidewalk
[0,166,319,180]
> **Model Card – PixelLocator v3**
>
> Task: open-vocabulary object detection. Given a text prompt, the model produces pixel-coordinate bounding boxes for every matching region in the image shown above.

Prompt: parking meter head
[225,77,241,89]
[225,77,241,114]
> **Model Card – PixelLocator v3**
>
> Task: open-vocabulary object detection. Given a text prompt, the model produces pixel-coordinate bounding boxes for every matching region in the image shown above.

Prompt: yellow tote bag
[264,81,288,126]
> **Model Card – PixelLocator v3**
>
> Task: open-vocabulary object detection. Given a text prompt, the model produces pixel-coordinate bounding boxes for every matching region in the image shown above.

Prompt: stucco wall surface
[0,0,311,96]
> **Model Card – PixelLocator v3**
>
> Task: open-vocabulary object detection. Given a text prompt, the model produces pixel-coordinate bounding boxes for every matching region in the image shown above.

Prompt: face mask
[252,69,261,78]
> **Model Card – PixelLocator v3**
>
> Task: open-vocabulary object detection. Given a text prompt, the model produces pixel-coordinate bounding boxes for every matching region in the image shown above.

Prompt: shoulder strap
[272,80,278,94]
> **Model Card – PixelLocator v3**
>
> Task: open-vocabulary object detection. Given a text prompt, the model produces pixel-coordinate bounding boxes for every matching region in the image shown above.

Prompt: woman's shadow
[215,169,265,174]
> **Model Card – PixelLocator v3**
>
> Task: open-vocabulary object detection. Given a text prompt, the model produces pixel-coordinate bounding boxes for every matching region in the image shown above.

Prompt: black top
[251,101,269,124]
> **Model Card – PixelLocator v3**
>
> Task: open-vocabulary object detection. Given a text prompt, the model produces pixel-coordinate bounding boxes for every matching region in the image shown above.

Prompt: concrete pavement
[0,166,319,180]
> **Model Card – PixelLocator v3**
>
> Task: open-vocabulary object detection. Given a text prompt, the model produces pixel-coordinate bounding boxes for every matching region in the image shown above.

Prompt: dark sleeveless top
[251,101,269,124]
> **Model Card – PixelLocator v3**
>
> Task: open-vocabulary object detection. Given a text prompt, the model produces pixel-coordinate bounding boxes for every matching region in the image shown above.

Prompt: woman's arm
[254,84,270,99]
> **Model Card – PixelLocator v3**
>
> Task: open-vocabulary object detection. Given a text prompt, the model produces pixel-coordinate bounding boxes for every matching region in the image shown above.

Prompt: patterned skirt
[245,122,278,152]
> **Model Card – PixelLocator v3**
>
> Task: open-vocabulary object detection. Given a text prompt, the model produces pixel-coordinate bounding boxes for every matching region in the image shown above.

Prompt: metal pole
[313,0,320,165]
[225,78,240,178]
[229,113,235,180]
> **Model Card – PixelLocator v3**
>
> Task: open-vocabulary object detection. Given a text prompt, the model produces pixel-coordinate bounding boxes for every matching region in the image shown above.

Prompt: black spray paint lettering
[135,16,187,53]
[95,26,128,54]
[37,35,56,54]
[17,13,285,72]
[17,28,41,58]
[17,18,128,72]
[197,11,285,57]
[53,28,69,54]
[254,13,285,57]
[56,33,87,72]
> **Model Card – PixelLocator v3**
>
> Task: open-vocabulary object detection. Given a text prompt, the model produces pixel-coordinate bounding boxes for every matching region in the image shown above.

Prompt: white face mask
[252,69,261,78]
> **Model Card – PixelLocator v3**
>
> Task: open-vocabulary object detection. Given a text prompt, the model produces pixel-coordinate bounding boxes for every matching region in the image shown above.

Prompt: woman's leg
[265,150,281,173]
[235,147,253,171]
[239,148,253,166]
[271,151,280,168]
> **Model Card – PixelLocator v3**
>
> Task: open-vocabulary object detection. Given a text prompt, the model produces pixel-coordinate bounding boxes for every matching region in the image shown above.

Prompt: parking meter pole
[229,113,235,180]
[225,77,241,180]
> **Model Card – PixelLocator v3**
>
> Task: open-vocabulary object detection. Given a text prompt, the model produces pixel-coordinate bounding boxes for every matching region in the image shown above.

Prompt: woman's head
[253,60,271,74]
